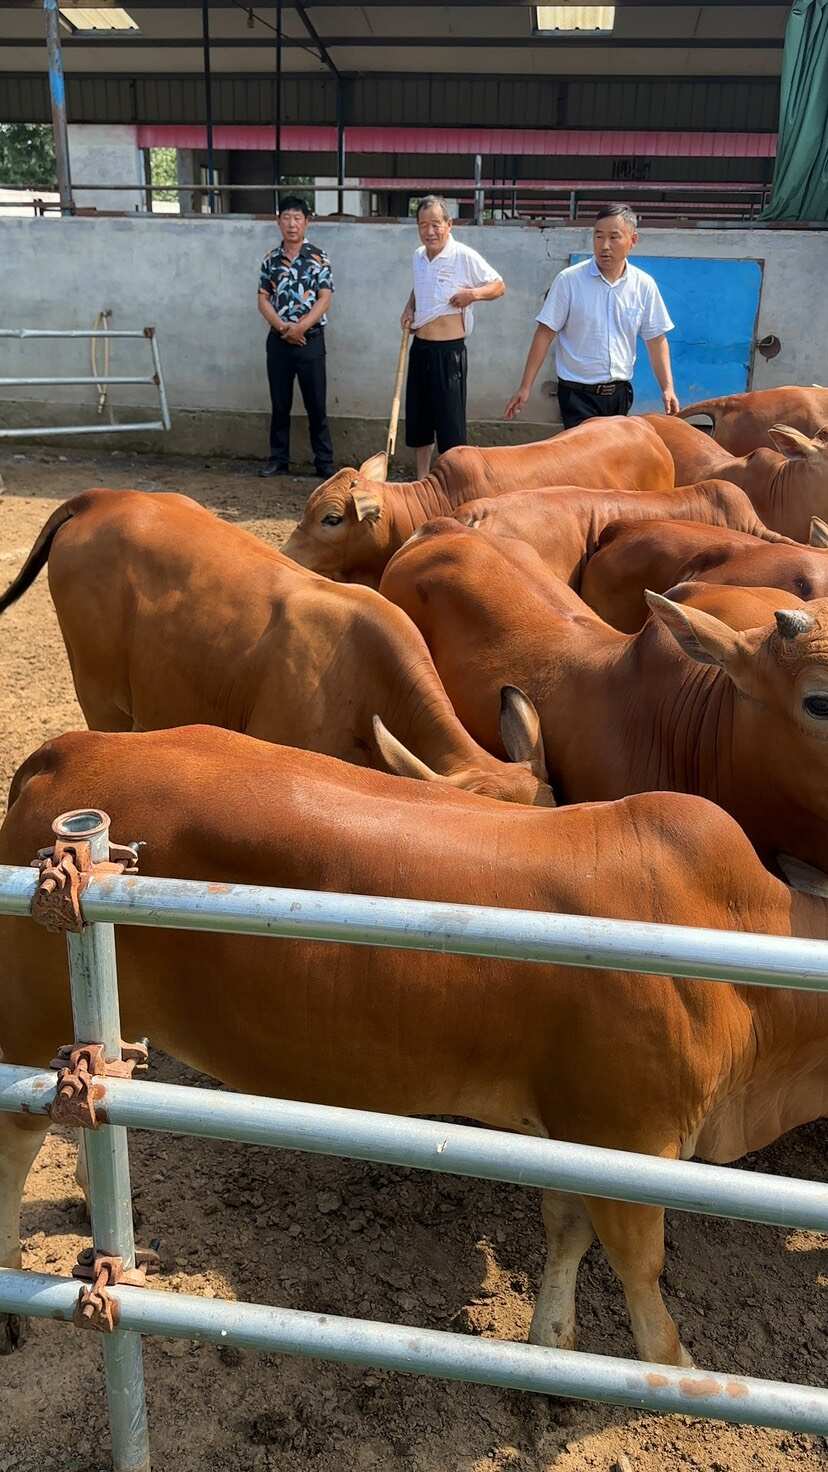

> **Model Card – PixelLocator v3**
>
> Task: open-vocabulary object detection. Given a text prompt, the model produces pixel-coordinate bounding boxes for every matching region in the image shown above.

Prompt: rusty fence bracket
[72,1252,151,1333]
[48,1039,149,1129]
[30,829,141,935]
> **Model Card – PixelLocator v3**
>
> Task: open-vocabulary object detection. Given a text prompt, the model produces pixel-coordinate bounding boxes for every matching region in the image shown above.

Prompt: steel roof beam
[11,35,783,50]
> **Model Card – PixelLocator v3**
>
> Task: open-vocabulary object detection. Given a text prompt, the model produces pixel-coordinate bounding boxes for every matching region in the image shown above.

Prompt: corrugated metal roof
[0,72,779,133]
[137,123,777,159]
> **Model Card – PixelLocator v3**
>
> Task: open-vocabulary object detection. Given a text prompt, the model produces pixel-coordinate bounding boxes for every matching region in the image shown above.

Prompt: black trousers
[557,378,633,431]
[266,327,334,474]
[405,336,468,454]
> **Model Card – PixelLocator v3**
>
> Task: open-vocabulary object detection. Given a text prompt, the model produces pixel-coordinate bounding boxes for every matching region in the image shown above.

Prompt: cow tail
[0,496,85,615]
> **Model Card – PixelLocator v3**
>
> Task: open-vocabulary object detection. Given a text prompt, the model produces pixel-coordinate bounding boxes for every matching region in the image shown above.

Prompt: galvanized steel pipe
[1,1065,826,1232]
[1,865,827,994]
[53,812,150,1472]
[1,1269,826,1435]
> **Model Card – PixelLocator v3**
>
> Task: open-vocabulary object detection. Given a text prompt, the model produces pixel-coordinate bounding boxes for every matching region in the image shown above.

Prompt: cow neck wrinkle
[624,619,735,803]
[392,476,454,543]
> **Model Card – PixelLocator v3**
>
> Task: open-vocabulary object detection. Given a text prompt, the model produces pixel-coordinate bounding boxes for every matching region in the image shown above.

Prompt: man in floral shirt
[257,196,335,478]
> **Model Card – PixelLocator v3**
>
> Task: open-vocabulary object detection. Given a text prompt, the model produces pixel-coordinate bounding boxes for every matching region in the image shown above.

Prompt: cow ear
[372,716,445,784]
[767,424,819,459]
[351,485,383,523]
[777,853,828,897]
[359,452,389,483]
[644,589,740,668]
[499,686,548,780]
[810,516,828,548]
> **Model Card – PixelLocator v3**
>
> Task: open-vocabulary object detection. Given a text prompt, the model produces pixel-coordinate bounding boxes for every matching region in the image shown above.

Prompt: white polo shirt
[536,257,674,384]
[412,235,502,336]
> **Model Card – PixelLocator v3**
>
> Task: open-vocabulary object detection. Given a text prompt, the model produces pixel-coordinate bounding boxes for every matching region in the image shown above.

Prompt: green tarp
[762,0,828,221]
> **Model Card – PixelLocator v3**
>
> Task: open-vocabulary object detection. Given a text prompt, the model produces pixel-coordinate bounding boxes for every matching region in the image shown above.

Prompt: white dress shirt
[536,257,674,384]
[412,235,502,336]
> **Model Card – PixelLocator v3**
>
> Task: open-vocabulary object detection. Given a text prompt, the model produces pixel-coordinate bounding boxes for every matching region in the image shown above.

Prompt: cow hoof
[0,1313,26,1355]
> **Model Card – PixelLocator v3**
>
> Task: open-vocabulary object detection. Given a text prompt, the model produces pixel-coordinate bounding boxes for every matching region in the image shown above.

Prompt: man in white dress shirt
[504,203,679,430]
[401,196,505,478]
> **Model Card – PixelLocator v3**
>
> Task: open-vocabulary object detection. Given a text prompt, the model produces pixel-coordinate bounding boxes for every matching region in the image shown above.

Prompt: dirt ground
[0,445,825,1472]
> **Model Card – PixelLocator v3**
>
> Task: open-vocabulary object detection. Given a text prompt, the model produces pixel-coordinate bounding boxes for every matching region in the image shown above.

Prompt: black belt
[559,377,629,396]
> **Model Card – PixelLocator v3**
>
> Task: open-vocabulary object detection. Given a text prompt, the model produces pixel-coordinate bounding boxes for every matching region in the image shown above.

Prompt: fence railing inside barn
[0,179,781,226]
[0,808,826,1472]
[0,326,172,440]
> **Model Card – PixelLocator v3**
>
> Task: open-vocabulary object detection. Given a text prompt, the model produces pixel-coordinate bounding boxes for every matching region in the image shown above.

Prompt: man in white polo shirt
[504,203,679,431]
[401,195,505,478]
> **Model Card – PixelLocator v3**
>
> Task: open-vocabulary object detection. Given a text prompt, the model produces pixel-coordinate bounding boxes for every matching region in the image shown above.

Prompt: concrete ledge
[0,401,561,470]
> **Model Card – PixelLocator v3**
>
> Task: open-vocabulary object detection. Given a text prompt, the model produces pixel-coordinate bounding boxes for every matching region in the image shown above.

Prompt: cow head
[767,424,828,502]
[282,454,391,585]
[645,590,828,745]
[372,687,555,806]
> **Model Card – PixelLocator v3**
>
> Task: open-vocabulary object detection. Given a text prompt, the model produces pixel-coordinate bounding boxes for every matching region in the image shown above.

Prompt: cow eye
[803,694,828,719]
[321,513,344,526]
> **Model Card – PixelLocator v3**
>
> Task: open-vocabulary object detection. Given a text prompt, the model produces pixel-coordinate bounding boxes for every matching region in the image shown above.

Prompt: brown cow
[453,479,786,590]
[282,416,674,585]
[1,726,826,1367]
[0,491,551,806]
[643,414,828,541]
[663,581,809,630]
[581,518,828,632]
[380,520,828,872]
[680,385,828,454]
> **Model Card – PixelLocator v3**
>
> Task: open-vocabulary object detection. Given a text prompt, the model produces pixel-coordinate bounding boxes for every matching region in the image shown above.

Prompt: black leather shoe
[259,460,288,478]
[315,466,335,479]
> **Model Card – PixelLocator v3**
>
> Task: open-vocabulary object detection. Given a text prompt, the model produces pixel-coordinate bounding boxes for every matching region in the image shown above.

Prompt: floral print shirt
[259,241,334,325]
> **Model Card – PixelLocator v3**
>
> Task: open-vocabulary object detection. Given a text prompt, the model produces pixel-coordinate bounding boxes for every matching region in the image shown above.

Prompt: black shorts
[405,336,468,453]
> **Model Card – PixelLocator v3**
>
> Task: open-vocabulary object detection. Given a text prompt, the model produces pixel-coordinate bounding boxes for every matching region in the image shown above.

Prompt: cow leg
[0,1111,50,1354]
[587,1198,693,1367]
[529,1191,595,1349]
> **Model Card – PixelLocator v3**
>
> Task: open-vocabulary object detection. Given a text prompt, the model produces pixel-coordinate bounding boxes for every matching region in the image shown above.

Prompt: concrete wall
[67,125,147,213]
[0,216,825,466]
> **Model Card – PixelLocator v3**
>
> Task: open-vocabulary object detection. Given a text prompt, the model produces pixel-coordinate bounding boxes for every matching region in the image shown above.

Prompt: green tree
[149,146,178,204]
[0,123,56,188]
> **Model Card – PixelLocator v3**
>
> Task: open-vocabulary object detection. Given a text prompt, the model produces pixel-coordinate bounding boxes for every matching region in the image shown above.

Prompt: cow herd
[0,385,826,1379]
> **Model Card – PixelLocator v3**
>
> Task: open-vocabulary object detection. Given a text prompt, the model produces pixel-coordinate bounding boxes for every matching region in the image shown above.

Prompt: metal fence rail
[0,326,172,438]
[3,862,828,992]
[0,808,826,1472]
[2,1267,828,1436]
[3,1065,827,1232]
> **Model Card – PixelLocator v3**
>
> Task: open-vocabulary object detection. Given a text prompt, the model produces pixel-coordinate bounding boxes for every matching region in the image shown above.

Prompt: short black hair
[279,194,311,217]
[594,202,638,230]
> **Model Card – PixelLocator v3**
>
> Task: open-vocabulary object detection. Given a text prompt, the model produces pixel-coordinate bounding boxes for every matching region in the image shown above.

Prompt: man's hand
[283,322,307,346]
[504,387,530,421]
[662,387,680,415]
[448,287,477,310]
[401,301,414,331]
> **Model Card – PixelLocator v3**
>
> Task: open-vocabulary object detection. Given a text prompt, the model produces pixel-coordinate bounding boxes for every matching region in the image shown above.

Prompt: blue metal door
[570,255,763,412]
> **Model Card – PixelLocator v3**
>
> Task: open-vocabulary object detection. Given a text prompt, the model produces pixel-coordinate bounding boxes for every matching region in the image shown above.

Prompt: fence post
[58,810,151,1472]
[473,154,484,225]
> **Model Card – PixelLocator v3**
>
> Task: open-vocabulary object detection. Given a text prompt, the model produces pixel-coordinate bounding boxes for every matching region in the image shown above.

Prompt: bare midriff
[415,313,466,342]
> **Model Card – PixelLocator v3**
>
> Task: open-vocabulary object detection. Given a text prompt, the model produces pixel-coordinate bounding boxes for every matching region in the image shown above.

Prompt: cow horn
[774,609,815,640]
[777,853,828,897]
[372,716,445,784]
[809,516,828,548]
